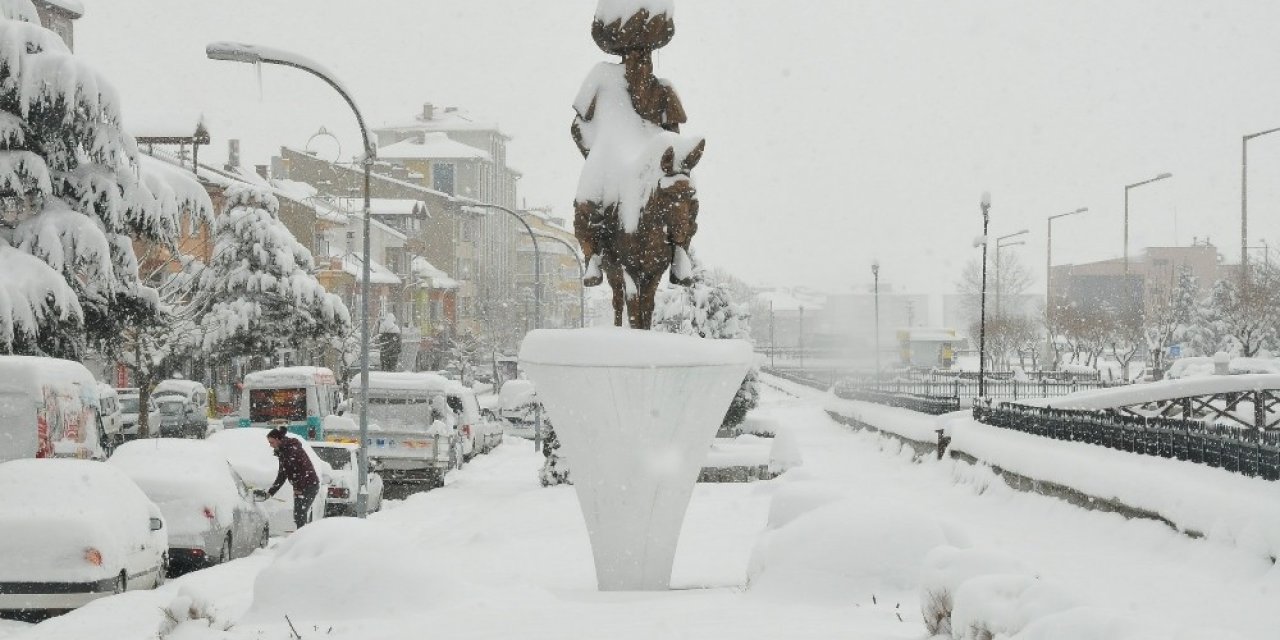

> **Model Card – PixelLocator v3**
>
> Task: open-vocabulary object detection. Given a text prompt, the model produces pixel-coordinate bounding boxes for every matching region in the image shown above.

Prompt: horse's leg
[605,263,626,327]
[636,276,662,330]
[575,200,604,287]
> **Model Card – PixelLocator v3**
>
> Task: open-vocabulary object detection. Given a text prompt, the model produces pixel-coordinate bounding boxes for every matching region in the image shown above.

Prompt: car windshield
[120,397,139,413]
[157,401,185,415]
[313,447,351,470]
[249,387,308,423]
[364,394,446,431]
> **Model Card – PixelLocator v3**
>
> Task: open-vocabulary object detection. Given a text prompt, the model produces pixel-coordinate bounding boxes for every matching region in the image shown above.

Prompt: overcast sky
[79,1,1280,296]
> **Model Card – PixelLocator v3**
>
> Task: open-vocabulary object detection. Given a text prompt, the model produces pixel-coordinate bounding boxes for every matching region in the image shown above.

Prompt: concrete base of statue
[519,328,753,591]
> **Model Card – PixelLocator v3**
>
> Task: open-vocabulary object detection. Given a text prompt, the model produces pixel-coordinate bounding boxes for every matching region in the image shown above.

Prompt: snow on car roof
[244,366,338,387]
[154,379,205,394]
[0,459,148,516]
[349,371,454,394]
[0,355,99,397]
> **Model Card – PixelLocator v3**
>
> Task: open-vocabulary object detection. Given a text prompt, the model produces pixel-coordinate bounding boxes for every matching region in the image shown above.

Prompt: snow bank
[242,518,464,623]
[748,495,967,601]
[951,574,1079,640]
[944,414,1280,560]
[920,545,1029,636]
[1166,356,1280,379]
[824,392,946,444]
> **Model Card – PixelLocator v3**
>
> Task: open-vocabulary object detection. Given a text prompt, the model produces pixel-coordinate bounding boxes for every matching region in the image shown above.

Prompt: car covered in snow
[497,379,539,439]
[207,428,331,534]
[0,459,168,613]
[116,388,160,440]
[0,356,106,463]
[108,439,270,572]
[153,395,207,439]
[309,441,384,517]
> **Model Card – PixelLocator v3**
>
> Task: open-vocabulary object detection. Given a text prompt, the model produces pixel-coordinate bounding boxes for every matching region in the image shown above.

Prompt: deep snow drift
[7,378,1278,639]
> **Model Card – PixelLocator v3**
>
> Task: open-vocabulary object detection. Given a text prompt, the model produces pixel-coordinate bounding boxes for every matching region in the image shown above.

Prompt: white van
[238,367,341,440]
[0,356,104,462]
[95,383,124,452]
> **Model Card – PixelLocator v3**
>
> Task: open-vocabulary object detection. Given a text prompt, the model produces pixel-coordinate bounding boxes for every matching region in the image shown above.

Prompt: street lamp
[978,193,991,399]
[871,260,880,382]
[1123,172,1172,277]
[466,203,542,332]
[1046,207,1088,367]
[994,229,1028,318]
[533,231,586,328]
[207,41,378,518]
[1242,128,1280,295]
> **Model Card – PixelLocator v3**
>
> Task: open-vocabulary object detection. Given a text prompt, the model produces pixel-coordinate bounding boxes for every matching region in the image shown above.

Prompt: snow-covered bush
[0,2,211,355]
[652,259,759,433]
[194,186,349,361]
[920,545,1029,637]
[539,416,571,487]
[748,496,967,601]
[950,573,1078,640]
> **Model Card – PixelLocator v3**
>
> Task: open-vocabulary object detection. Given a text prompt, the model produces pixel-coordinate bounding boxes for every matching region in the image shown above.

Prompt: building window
[432,163,456,195]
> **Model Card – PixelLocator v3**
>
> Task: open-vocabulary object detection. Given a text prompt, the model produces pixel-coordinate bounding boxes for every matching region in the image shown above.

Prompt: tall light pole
[466,203,543,452]
[978,193,991,399]
[1123,172,1173,278]
[994,230,1028,318]
[769,301,775,369]
[1046,207,1088,367]
[871,260,880,381]
[798,305,805,371]
[467,203,542,332]
[534,231,586,328]
[1242,128,1280,295]
[207,42,378,518]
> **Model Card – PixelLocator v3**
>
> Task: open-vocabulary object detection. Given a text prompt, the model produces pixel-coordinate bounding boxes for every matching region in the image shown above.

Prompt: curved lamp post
[994,230,1028,318]
[466,203,542,332]
[871,260,880,382]
[534,231,586,328]
[206,41,378,518]
[978,193,991,399]
[1242,129,1280,295]
[1123,172,1172,277]
[1046,207,1088,367]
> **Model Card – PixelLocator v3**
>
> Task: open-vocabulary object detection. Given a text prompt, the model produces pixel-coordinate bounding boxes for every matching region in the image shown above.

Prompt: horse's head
[654,138,704,248]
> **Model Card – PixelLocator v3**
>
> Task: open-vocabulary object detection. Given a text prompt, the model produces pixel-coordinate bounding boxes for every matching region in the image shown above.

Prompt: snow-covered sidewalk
[9,383,1279,639]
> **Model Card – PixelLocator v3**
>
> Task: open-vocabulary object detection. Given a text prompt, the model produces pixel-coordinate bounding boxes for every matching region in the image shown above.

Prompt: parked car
[237,367,342,439]
[154,396,206,439]
[309,441,384,516]
[207,428,331,535]
[96,383,124,453]
[0,356,105,463]
[116,388,161,440]
[152,379,210,420]
[498,379,539,440]
[0,459,167,613]
[109,439,270,572]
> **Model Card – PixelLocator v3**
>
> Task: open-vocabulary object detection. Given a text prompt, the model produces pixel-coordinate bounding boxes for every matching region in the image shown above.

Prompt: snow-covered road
[7,380,1277,639]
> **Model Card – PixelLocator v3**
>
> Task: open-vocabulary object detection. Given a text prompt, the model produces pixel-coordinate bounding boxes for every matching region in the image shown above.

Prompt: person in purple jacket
[254,427,320,530]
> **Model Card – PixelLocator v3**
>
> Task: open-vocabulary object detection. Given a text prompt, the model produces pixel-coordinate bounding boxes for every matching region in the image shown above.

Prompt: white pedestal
[519,328,753,591]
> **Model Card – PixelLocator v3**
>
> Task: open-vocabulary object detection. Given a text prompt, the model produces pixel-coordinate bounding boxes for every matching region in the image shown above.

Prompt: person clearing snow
[255,427,320,530]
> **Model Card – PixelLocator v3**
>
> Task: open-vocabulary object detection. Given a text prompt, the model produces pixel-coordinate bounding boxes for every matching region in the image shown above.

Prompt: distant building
[1050,242,1222,318]
[33,0,81,50]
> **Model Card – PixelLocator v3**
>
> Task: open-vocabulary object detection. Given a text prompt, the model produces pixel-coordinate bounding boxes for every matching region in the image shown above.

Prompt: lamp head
[871,260,880,276]
[1074,207,1088,214]
[206,42,263,64]
[1156,172,1172,180]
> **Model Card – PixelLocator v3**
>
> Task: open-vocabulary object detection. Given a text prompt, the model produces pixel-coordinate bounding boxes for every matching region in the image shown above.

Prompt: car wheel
[218,535,231,564]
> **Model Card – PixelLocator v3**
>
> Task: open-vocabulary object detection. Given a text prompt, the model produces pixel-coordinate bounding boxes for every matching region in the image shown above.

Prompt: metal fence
[835,389,961,415]
[834,377,1113,406]
[973,402,1280,481]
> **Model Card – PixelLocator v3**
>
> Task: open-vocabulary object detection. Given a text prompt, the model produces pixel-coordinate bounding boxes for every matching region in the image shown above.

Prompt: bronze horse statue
[572,4,704,330]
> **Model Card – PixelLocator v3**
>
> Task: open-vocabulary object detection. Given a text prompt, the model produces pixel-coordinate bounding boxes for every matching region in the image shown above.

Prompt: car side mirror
[150,517,163,531]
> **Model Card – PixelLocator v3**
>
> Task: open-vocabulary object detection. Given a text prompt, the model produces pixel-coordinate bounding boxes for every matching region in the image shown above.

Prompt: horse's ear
[660,146,676,175]
[683,139,706,172]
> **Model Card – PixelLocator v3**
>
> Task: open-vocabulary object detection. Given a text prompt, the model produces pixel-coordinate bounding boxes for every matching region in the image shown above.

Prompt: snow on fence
[830,378,1114,415]
[972,402,1280,481]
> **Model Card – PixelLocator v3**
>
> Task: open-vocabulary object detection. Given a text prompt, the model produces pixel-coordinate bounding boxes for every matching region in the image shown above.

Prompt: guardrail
[973,402,1280,481]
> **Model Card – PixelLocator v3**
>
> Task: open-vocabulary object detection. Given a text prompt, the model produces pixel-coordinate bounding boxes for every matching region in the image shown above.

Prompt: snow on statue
[572,0,704,329]
[0,0,213,357]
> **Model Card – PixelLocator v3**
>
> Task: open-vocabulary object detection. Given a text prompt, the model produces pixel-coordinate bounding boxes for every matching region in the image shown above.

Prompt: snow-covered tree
[1194,276,1272,358]
[193,185,350,362]
[652,258,759,434]
[539,416,570,487]
[1144,267,1198,377]
[377,312,402,371]
[0,2,211,356]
